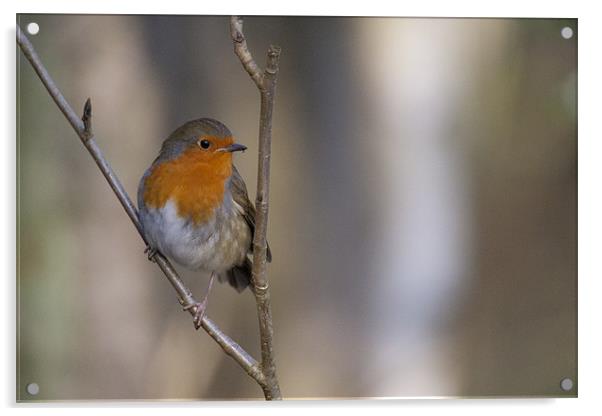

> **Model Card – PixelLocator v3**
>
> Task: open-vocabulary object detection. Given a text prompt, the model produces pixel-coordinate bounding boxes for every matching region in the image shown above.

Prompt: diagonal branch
[230,16,282,401]
[230,16,265,90]
[16,24,267,389]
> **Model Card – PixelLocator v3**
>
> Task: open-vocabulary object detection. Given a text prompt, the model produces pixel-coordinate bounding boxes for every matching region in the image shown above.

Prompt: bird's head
[158,118,247,165]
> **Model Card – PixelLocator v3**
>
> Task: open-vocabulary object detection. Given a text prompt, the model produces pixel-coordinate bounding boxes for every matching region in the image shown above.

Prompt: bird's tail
[220,257,252,292]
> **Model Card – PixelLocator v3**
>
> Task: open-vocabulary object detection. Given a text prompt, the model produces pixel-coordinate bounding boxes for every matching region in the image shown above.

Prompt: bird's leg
[144,245,158,262]
[184,272,215,330]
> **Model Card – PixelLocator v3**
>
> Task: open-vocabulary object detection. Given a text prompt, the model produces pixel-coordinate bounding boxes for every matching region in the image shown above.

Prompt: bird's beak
[220,143,247,153]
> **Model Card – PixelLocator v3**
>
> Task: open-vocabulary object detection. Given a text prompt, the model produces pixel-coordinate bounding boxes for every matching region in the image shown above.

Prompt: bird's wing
[231,165,272,262]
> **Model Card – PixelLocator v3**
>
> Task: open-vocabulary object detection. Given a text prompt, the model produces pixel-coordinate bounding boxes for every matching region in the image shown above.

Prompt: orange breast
[143,147,233,225]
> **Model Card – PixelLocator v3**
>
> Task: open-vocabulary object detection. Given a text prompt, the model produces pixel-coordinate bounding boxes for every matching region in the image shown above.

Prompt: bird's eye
[199,139,211,149]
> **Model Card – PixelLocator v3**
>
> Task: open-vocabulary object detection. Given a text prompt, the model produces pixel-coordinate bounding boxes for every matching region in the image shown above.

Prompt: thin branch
[230,16,282,401]
[16,24,266,389]
[229,16,265,90]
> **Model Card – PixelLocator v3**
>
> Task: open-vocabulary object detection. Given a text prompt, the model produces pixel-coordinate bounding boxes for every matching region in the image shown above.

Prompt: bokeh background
[16,15,577,400]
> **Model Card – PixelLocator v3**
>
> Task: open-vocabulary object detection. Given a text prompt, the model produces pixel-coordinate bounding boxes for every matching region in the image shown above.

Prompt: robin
[137,118,271,328]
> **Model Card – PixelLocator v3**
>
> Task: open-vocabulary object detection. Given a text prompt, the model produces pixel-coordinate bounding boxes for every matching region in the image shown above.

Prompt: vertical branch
[230,16,282,400]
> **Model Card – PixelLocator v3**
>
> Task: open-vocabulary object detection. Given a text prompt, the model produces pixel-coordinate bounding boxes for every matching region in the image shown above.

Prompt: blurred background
[16,15,576,400]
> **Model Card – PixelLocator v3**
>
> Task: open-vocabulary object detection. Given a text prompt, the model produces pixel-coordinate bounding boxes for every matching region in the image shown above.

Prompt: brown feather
[231,165,272,262]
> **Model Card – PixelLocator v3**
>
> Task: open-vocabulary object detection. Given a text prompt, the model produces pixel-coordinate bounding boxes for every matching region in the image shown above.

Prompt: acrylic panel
[16,14,577,400]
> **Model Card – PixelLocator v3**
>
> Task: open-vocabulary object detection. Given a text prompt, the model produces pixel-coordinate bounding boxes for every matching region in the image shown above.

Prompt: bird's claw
[181,273,214,330]
[183,300,207,330]
[144,246,158,262]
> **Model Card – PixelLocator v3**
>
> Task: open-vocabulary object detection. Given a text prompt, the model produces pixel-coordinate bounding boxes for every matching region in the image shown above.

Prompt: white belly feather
[141,197,251,273]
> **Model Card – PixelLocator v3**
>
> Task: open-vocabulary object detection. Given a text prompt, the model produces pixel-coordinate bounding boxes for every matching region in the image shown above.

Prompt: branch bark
[230,16,282,401]
[16,24,268,392]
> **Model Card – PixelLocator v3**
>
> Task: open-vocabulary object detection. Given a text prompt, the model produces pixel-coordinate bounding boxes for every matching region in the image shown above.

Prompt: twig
[229,16,265,90]
[16,24,267,390]
[230,16,282,401]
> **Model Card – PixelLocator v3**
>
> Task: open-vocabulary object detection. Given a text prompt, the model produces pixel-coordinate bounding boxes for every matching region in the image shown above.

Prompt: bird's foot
[144,246,158,262]
[183,300,207,330]
[182,272,215,330]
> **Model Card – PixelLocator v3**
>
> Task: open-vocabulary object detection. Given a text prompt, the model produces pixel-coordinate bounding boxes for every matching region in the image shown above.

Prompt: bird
[137,118,270,329]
